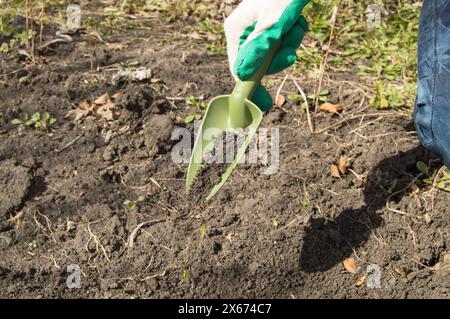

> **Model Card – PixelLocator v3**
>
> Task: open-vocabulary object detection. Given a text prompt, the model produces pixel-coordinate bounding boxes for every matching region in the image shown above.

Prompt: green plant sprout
[186,96,207,111]
[417,161,450,192]
[184,96,206,123]
[27,239,37,251]
[198,223,207,239]
[370,81,406,109]
[307,88,330,103]
[11,112,57,130]
[184,113,202,124]
[0,29,36,53]
[271,218,279,229]
[182,269,190,282]
[301,198,310,210]
[123,195,145,210]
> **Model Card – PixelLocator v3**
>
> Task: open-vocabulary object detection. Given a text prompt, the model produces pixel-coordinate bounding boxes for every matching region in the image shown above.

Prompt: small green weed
[123,195,145,210]
[11,112,57,131]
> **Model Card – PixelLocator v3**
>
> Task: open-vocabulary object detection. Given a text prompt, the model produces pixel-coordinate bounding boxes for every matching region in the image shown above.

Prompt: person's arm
[224,0,310,111]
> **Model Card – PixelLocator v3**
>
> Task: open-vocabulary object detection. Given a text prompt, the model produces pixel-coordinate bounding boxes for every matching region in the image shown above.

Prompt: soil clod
[0,160,32,216]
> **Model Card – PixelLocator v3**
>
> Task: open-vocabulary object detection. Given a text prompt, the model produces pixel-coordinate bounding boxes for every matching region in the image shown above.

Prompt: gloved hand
[224,0,310,111]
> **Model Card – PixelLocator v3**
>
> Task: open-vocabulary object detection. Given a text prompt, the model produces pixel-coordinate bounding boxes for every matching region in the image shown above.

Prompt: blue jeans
[414,0,450,168]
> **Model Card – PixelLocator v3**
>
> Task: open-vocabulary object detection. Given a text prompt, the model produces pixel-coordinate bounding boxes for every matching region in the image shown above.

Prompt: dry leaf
[225,232,235,242]
[275,94,286,107]
[206,33,219,41]
[66,219,76,232]
[106,43,124,51]
[343,257,357,274]
[432,253,450,272]
[415,197,423,210]
[65,108,89,121]
[189,31,202,40]
[97,109,114,121]
[79,101,92,111]
[94,94,109,106]
[96,101,118,121]
[330,164,341,178]
[410,183,420,193]
[423,213,432,225]
[355,275,366,287]
[394,266,407,278]
[112,91,124,100]
[320,102,343,114]
[338,156,349,175]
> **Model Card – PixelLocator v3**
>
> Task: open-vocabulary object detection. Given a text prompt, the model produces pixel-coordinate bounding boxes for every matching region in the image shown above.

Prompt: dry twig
[128,218,166,248]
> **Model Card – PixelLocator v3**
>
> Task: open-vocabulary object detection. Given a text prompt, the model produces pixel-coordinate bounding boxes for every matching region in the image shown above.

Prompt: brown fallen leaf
[96,101,118,121]
[330,164,341,178]
[410,183,420,193]
[189,31,202,40]
[432,253,450,272]
[320,102,344,114]
[423,213,432,225]
[338,156,349,175]
[225,232,235,242]
[97,110,114,122]
[79,101,92,111]
[111,91,124,100]
[355,275,366,287]
[343,257,357,274]
[275,94,286,107]
[65,108,89,121]
[94,94,109,106]
[394,266,408,278]
[415,197,423,210]
[206,33,219,42]
[106,43,124,51]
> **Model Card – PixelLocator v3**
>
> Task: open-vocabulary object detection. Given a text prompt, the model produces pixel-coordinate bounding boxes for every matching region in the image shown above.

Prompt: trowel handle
[231,41,282,101]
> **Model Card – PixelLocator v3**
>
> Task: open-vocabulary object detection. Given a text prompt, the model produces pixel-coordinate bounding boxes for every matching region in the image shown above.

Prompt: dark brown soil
[0,19,449,299]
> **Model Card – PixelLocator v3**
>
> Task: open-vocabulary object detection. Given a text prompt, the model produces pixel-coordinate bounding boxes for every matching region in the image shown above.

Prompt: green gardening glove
[224,0,310,111]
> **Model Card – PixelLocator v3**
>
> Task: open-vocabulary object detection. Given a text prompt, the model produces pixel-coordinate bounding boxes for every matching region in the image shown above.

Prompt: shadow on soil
[299,145,435,272]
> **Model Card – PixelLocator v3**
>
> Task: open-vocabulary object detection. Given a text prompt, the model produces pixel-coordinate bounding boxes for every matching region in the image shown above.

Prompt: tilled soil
[0,23,449,298]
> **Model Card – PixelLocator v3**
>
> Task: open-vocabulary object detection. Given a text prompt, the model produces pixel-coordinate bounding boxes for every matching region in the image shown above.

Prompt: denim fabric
[414,0,450,168]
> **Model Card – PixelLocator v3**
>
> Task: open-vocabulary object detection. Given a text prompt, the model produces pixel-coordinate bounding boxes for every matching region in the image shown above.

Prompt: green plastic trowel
[186,43,281,201]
